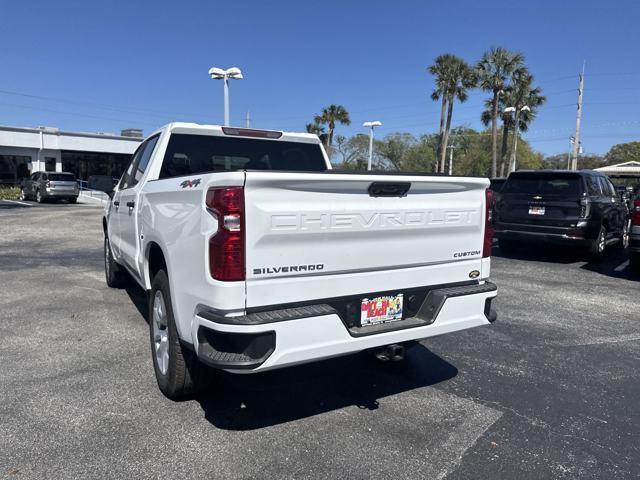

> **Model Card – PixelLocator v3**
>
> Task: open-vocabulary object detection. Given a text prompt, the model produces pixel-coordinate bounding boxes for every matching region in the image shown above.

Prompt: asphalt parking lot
[1,203,638,479]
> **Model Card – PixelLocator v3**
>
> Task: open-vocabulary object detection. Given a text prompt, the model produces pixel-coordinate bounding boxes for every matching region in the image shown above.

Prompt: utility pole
[245,111,251,128]
[447,144,456,175]
[570,62,585,170]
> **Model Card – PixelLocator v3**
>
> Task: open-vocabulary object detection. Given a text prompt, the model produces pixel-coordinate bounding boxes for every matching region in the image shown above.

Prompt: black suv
[494,170,629,257]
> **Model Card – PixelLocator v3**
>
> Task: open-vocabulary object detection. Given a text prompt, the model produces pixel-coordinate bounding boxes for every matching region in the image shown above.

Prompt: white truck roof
[150,122,321,145]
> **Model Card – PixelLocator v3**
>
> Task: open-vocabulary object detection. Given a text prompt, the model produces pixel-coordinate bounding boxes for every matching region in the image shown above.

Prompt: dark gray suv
[20,172,79,203]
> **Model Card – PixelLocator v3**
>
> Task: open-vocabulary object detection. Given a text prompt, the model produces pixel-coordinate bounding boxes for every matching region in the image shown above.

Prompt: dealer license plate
[528,206,545,215]
[360,294,404,326]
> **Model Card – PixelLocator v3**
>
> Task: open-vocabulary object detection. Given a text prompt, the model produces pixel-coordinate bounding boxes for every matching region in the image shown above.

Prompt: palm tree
[428,54,455,172]
[305,122,325,136]
[314,105,351,148]
[476,47,525,177]
[429,55,476,173]
[440,58,476,173]
[504,72,546,173]
[481,93,514,177]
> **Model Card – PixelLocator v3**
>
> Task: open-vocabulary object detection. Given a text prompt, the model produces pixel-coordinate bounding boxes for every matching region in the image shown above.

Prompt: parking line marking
[614,260,629,272]
[2,199,32,206]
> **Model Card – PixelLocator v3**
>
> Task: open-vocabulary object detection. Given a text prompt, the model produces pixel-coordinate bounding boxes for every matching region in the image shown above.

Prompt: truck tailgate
[244,171,489,308]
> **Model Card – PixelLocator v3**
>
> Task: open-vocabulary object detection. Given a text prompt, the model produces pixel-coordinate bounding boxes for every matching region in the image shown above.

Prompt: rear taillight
[483,188,494,258]
[579,196,591,219]
[206,187,245,281]
[632,199,640,226]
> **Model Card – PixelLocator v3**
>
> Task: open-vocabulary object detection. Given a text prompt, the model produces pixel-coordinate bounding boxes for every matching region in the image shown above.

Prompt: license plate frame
[360,294,404,327]
[528,206,545,216]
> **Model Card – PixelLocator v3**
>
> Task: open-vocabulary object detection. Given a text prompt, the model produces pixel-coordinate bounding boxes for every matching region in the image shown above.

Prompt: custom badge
[180,178,201,189]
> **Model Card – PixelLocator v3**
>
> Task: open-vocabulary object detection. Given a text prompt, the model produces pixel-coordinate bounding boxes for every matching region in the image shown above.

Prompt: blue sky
[1,0,638,156]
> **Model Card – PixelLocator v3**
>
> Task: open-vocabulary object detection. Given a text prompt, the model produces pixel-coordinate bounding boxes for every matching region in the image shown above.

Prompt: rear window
[48,173,76,182]
[159,134,327,179]
[503,174,582,196]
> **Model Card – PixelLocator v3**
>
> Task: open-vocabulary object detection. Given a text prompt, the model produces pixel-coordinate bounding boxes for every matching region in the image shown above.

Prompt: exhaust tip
[374,344,405,362]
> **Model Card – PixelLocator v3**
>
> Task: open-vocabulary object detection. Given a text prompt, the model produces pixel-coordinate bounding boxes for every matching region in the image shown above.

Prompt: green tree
[314,105,351,148]
[605,141,640,164]
[428,54,476,173]
[333,134,372,169]
[305,122,325,135]
[476,47,525,178]
[377,133,417,170]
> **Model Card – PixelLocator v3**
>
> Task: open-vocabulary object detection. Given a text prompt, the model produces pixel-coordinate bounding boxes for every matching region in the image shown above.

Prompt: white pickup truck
[103,122,497,399]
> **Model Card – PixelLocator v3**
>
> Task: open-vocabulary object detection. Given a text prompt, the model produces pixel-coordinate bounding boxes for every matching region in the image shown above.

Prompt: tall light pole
[363,121,382,170]
[447,144,457,176]
[208,67,243,126]
[504,105,530,173]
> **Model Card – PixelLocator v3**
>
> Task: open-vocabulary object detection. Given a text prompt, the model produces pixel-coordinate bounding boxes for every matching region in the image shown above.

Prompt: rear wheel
[69,197,77,204]
[589,226,607,259]
[149,269,207,399]
[104,236,127,288]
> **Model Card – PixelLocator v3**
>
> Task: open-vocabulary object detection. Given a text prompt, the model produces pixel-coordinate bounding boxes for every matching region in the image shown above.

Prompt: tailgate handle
[368,182,411,198]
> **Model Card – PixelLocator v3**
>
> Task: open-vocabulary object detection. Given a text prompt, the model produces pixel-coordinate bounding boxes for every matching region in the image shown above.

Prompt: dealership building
[0,125,143,186]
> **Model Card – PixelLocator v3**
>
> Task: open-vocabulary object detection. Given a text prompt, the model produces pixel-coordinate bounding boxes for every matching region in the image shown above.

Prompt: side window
[119,135,159,190]
[605,179,616,197]
[585,176,601,196]
[597,177,614,197]
[119,146,144,190]
[129,135,159,188]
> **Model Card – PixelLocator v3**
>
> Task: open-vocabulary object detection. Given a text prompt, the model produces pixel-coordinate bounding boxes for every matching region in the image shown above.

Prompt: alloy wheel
[152,291,170,376]
[622,221,630,249]
[598,229,606,253]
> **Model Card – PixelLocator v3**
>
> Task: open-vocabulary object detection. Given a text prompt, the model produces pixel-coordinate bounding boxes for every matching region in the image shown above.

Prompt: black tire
[588,226,607,259]
[104,236,128,288]
[149,269,206,399]
[36,189,44,203]
[499,239,517,255]
[69,197,77,204]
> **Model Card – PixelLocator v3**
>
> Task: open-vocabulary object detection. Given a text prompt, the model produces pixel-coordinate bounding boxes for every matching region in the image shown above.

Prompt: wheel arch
[146,241,168,290]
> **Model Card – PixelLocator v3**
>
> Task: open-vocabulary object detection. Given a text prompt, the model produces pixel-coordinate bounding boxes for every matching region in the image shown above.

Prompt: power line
[0,101,161,127]
[0,88,213,120]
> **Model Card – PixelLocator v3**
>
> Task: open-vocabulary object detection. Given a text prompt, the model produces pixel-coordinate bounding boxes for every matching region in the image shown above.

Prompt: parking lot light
[209,67,244,126]
[363,121,382,170]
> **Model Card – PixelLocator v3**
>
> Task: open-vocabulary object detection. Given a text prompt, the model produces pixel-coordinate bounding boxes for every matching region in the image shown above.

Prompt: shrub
[0,186,21,200]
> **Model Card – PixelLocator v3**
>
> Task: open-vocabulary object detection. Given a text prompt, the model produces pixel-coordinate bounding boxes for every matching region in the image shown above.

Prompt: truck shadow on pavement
[195,345,458,431]
[123,279,459,430]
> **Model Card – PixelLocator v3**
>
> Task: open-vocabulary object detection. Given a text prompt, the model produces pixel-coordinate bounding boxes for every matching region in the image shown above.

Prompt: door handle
[126,201,135,208]
[113,201,120,206]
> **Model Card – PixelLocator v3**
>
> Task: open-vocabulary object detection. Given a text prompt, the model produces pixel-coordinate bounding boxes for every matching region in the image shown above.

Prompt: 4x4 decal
[180,178,201,189]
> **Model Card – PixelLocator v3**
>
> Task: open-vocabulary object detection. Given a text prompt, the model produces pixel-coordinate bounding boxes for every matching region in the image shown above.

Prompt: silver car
[20,171,79,203]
